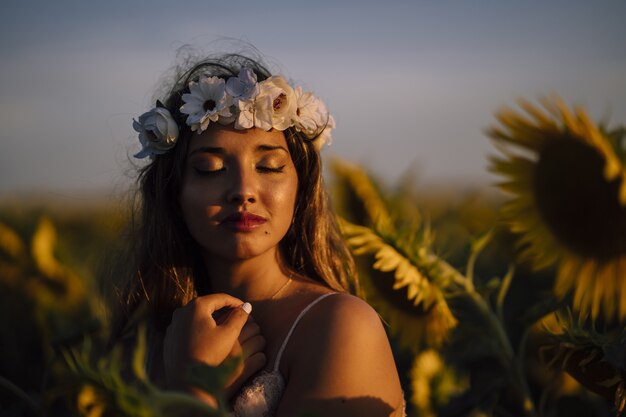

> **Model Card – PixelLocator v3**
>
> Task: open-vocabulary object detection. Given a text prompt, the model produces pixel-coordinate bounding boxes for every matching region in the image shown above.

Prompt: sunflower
[340,218,457,350]
[409,349,469,417]
[331,160,457,351]
[540,309,626,414]
[488,97,626,321]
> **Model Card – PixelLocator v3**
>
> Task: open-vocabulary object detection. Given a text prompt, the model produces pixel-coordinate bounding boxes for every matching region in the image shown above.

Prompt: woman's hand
[224,317,267,399]
[163,293,259,404]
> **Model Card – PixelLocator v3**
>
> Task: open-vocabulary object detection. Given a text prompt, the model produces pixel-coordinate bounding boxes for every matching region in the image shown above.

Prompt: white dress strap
[272,292,337,372]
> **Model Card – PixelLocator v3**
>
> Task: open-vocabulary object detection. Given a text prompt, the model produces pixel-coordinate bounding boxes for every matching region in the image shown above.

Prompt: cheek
[266,176,298,222]
[179,181,219,226]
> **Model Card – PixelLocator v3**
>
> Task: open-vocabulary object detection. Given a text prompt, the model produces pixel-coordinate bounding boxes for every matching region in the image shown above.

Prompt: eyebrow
[256,144,289,154]
[188,144,288,156]
[189,146,224,157]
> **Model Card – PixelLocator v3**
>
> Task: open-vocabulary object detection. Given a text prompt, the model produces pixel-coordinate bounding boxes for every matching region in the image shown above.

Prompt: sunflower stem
[423,251,514,362]
[422,253,538,416]
[467,283,538,416]
[466,284,515,361]
[516,327,537,415]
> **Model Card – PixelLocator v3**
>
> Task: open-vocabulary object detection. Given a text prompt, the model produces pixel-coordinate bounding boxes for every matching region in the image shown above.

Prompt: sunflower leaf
[496,266,515,323]
[186,358,240,398]
[466,230,494,285]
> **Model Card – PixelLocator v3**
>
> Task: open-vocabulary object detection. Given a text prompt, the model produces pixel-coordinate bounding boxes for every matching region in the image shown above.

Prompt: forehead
[187,125,289,155]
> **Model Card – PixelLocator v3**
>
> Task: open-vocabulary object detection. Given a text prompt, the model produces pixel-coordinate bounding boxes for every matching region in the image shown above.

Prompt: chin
[208,239,278,262]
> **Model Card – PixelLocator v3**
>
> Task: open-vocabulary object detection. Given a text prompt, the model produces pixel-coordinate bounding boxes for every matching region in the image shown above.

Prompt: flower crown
[133,68,335,159]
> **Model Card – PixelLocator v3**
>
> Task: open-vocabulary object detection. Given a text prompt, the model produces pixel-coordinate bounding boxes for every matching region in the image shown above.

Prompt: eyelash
[193,165,286,175]
[257,165,286,173]
[194,167,225,176]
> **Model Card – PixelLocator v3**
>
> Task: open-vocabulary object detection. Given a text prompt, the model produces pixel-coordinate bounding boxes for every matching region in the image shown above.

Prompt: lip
[221,211,267,232]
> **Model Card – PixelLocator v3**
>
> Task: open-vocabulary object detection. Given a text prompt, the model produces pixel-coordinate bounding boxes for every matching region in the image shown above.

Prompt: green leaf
[132,324,148,382]
[186,358,240,397]
[466,230,493,285]
[496,266,514,322]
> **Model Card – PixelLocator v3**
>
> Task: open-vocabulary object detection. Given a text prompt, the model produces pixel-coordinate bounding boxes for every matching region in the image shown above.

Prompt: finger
[241,334,266,359]
[240,352,267,383]
[219,302,252,341]
[245,351,267,374]
[196,293,245,315]
[213,307,232,325]
[238,320,261,344]
[230,340,243,357]
[225,352,267,398]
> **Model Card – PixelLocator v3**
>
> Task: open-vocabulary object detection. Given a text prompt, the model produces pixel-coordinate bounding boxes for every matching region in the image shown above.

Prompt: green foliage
[0,213,101,415]
[331,157,623,417]
[541,310,626,414]
[186,360,240,403]
[60,325,228,417]
[0,205,232,417]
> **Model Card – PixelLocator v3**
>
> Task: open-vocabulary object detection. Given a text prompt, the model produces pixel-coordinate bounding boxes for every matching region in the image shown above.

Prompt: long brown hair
[108,53,357,345]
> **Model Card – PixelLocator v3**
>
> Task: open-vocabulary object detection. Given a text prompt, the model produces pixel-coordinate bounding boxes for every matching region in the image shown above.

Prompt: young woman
[110,53,405,416]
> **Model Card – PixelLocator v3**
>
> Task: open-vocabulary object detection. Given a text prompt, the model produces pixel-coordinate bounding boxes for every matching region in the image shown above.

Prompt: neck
[203,248,291,302]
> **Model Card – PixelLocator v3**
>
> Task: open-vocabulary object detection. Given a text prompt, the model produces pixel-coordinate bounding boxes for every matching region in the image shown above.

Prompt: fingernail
[241,302,252,314]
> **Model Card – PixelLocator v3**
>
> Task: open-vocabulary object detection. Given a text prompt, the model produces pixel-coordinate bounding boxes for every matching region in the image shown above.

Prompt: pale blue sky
[1,1,625,194]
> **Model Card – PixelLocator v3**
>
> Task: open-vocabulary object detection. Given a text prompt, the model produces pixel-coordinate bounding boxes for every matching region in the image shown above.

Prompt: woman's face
[179,124,298,262]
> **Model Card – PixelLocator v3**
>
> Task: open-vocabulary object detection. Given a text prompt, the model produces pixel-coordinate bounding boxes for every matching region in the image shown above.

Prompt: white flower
[252,94,274,131]
[217,105,237,126]
[254,76,297,131]
[313,114,335,151]
[226,68,259,102]
[133,107,179,159]
[136,70,335,158]
[180,76,232,133]
[293,87,329,137]
[235,98,255,129]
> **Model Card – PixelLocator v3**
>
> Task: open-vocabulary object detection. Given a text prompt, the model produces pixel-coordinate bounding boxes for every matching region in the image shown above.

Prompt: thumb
[219,302,253,340]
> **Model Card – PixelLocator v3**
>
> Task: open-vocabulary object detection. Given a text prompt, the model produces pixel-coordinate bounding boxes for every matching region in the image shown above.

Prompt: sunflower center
[533,136,626,260]
[273,93,286,111]
[203,99,216,112]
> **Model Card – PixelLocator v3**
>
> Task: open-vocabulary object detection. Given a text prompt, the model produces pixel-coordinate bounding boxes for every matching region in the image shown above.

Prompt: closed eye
[194,167,226,175]
[257,165,286,173]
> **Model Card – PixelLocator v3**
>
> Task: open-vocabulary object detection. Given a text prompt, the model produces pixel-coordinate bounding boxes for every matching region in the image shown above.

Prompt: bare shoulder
[287,293,388,353]
[290,292,392,365]
[278,292,404,416]
[304,292,384,335]
[286,279,386,343]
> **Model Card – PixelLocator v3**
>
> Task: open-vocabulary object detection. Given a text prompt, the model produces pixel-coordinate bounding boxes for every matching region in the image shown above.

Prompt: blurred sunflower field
[2,97,625,417]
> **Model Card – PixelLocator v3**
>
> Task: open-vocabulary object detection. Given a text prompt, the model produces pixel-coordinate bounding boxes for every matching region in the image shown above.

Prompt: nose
[226,165,257,205]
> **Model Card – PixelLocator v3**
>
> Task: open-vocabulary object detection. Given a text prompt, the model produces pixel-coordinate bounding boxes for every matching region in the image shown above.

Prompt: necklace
[270,277,293,300]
